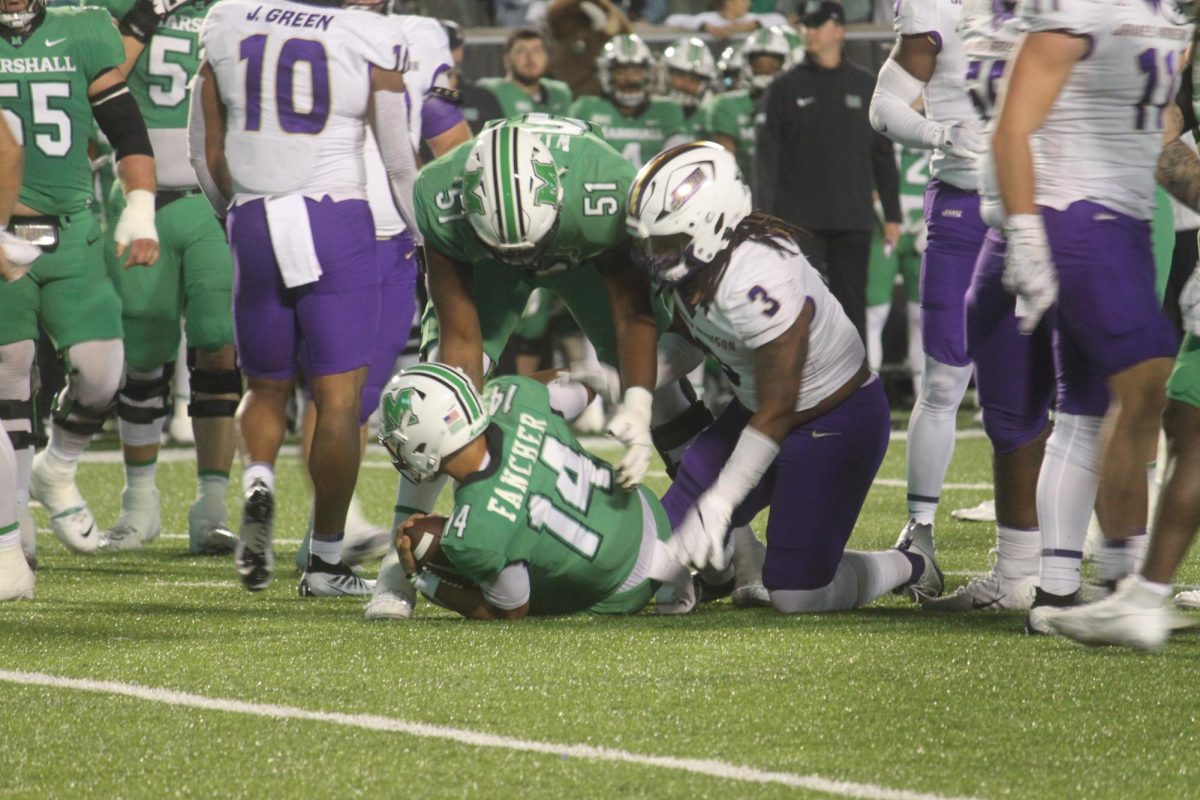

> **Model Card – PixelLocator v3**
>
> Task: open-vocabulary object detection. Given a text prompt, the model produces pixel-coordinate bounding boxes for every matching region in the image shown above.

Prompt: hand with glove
[114,189,159,267]
[931,123,984,161]
[666,488,734,572]
[1181,265,1200,337]
[607,386,653,489]
[1002,214,1057,334]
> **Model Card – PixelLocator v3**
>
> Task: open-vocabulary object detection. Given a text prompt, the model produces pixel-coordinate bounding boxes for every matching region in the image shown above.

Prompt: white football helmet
[717,43,745,92]
[741,26,795,93]
[461,121,563,268]
[660,37,717,109]
[626,142,752,288]
[779,24,807,64]
[0,0,45,30]
[379,363,489,483]
[598,34,656,109]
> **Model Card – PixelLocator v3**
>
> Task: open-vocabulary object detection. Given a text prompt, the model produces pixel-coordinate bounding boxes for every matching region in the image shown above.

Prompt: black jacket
[756,55,902,232]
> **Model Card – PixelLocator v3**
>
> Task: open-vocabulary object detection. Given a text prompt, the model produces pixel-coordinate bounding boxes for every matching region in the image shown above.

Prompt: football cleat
[364,550,417,620]
[364,588,415,620]
[1025,586,1083,635]
[30,451,97,554]
[731,526,771,608]
[1174,589,1200,610]
[99,487,162,552]
[921,551,1036,612]
[234,481,275,592]
[894,520,943,600]
[188,495,237,556]
[19,503,36,569]
[0,543,35,601]
[298,556,374,597]
[951,499,996,523]
[1035,576,1193,652]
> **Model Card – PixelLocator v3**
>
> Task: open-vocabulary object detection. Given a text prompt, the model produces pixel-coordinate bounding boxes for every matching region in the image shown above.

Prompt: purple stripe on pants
[360,230,419,424]
[964,227,1053,453]
[228,196,380,380]
[662,379,890,591]
[1042,201,1179,416]
[921,179,988,368]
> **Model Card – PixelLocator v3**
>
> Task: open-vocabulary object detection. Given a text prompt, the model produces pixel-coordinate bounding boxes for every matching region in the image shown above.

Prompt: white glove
[667,489,734,571]
[0,230,41,282]
[1002,214,1057,335]
[569,359,622,407]
[606,386,653,489]
[114,189,159,249]
[931,123,983,161]
[1181,265,1200,337]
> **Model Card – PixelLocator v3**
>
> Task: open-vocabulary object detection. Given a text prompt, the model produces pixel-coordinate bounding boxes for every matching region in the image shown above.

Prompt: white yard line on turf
[0,670,980,800]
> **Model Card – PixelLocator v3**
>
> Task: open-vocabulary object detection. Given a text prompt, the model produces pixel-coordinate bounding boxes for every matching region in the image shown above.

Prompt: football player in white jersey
[627,142,944,612]
[993,0,1193,627]
[292,10,472,571]
[189,0,421,596]
[869,0,990,570]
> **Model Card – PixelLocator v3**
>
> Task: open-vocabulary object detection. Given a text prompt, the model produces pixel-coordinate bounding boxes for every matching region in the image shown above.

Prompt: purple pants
[359,231,419,424]
[922,179,988,368]
[1043,201,1180,416]
[662,379,890,591]
[964,228,1054,453]
[228,196,379,380]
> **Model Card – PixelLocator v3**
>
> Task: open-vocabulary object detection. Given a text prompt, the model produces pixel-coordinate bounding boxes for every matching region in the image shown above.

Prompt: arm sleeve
[480,562,532,610]
[372,88,422,245]
[187,69,230,216]
[718,251,806,350]
[871,127,903,223]
[869,58,943,149]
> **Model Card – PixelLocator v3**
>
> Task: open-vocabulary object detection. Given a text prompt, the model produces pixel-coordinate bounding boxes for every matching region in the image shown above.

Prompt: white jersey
[958,0,1022,227]
[675,239,864,413]
[1019,0,1192,220]
[895,0,983,190]
[365,15,453,237]
[200,0,404,200]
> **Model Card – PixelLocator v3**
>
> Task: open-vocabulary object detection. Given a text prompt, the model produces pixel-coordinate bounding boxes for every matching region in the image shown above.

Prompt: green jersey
[440,376,660,615]
[480,77,573,118]
[566,95,685,168]
[415,117,633,275]
[897,145,929,237]
[0,7,125,215]
[702,89,758,184]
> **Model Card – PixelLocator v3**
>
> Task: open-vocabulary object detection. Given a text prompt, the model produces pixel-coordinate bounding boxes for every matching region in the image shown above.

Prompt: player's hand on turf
[114,189,159,268]
[667,490,733,571]
[1181,266,1200,337]
[607,386,654,489]
[1002,214,1057,335]
[932,123,983,161]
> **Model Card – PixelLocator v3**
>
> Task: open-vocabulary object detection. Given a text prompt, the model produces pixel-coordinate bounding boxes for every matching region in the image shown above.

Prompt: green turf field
[3,417,1199,800]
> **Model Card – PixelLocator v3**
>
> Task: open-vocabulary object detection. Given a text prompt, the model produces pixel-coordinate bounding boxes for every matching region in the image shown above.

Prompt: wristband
[711,426,780,509]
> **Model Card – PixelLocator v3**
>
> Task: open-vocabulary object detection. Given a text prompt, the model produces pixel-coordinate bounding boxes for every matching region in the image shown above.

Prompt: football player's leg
[0,426,33,601]
[33,214,124,554]
[864,231,898,373]
[0,335,36,568]
[900,247,924,394]
[1149,343,1200,592]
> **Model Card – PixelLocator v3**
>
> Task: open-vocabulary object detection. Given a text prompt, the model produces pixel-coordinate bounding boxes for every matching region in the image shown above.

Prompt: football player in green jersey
[92,0,240,557]
[382,364,695,619]
[479,28,573,119]
[0,0,159,558]
[866,145,927,394]
[567,34,687,168]
[659,36,718,141]
[703,26,793,188]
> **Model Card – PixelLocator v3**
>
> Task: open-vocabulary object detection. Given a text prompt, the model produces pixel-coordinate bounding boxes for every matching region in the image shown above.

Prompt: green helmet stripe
[406,364,484,420]
[490,126,508,244]
[499,126,521,245]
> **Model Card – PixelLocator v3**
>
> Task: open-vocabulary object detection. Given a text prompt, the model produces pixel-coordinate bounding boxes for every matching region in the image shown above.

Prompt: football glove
[1002,214,1057,334]
[667,489,734,571]
[607,386,653,489]
[932,123,983,161]
[0,231,41,283]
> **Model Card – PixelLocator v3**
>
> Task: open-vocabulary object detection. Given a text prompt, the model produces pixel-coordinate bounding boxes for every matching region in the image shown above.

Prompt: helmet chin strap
[612,88,649,109]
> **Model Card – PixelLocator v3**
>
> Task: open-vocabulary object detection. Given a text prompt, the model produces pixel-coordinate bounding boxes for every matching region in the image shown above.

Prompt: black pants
[798,229,873,343]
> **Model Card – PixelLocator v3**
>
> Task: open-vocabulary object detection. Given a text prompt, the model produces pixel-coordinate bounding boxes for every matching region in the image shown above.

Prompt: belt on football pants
[156,188,201,210]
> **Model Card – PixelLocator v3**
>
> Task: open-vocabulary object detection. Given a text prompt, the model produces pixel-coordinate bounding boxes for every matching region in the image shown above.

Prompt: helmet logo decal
[531,160,559,207]
[670,166,710,212]
[384,386,423,430]
[461,168,486,217]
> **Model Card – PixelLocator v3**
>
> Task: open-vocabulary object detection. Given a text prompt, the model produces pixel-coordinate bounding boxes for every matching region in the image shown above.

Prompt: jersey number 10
[239,35,330,134]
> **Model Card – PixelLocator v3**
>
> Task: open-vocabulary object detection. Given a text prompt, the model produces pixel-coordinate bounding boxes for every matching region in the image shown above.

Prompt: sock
[905,358,972,525]
[995,525,1040,579]
[243,462,274,493]
[772,550,913,612]
[0,524,18,549]
[1095,530,1147,584]
[865,303,889,372]
[47,423,90,467]
[1037,412,1102,596]
[310,534,343,565]
[124,459,157,492]
[731,525,765,588]
[197,471,229,503]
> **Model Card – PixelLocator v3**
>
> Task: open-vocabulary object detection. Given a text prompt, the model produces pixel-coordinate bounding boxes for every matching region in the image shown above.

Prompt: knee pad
[117,363,172,427]
[65,339,124,408]
[651,381,713,479]
[982,404,1050,455]
[187,352,243,419]
[916,358,972,417]
[0,341,36,450]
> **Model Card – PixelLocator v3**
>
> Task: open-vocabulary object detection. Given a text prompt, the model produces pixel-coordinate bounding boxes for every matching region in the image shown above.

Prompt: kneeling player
[379,364,695,620]
[627,143,943,612]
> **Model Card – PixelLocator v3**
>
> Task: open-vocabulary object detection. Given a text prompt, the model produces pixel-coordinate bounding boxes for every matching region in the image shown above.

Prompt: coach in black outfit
[756,0,901,342]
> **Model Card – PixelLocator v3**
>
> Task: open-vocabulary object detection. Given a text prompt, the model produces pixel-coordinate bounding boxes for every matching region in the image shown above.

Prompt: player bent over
[380,365,695,620]
[628,143,943,612]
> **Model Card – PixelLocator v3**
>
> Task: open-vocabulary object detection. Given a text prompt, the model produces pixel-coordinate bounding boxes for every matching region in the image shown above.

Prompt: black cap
[441,18,464,50]
[799,0,845,26]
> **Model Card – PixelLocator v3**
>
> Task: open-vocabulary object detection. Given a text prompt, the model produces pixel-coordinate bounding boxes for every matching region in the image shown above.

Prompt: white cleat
[0,544,35,600]
[364,589,415,620]
[19,503,36,569]
[1174,589,1200,610]
[894,520,944,601]
[30,451,97,554]
[950,499,996,523]
[100,487,161,552]
[921,552,1036,612]
[188,496,236,556]
[1037,576,1193,652]
[168,403,194,444]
